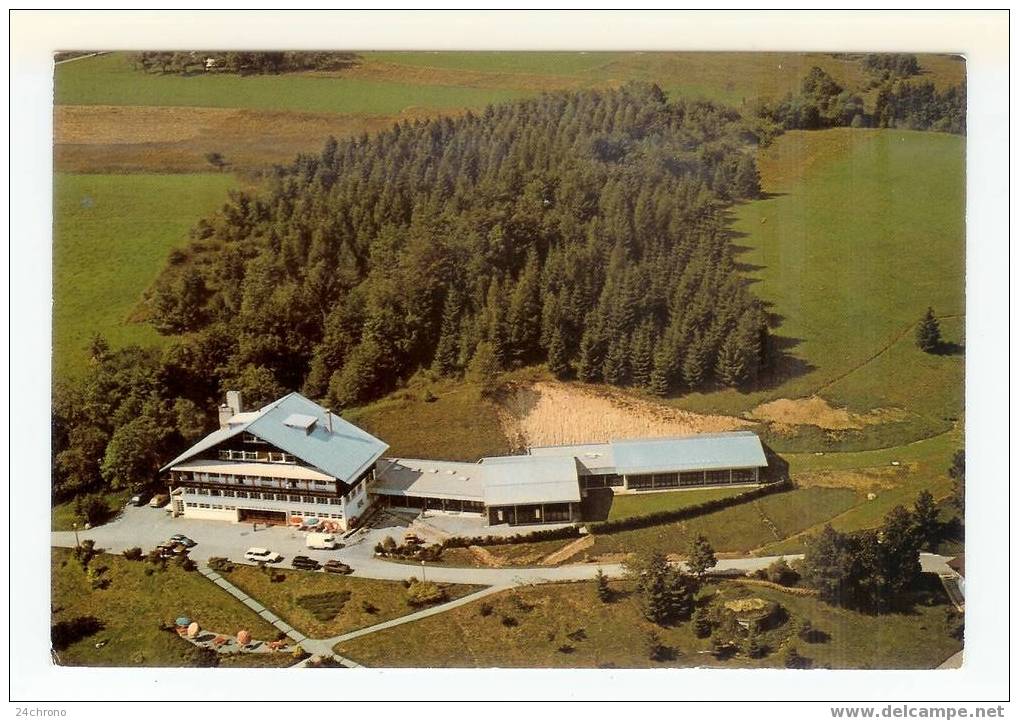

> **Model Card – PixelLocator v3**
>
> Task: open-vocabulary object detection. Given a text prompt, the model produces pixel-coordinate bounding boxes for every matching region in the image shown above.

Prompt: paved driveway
[51,505,951,588]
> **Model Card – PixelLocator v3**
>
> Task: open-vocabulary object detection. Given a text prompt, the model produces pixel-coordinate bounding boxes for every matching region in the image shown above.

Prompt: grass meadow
[673,129,965,450]
[52,172,235,380]
[51,548,285,667]
[335,578,962,669]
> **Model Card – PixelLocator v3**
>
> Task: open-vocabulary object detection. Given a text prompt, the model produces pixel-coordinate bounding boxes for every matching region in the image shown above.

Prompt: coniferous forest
[149,84,771,410]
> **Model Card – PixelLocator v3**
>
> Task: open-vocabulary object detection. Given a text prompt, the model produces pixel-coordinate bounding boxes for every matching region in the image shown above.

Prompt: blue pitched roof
[610,432,767,475]
[161,392,388,483]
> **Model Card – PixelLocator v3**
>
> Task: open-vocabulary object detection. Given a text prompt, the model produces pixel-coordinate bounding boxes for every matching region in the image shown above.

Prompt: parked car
[168,534,196,548]
[129,493,149,507]
[244,547,283,563]
[149,494,169,509]
[291,555,322,571]
[323,560,353,575]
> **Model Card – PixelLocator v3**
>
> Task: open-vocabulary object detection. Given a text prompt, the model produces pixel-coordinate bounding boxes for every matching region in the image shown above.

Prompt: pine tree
[432,290,463,376]
[595,568,612,603]
[687,535,718,579]
[715,334,749,388]
[743,626,763,659]
[915,307,941,353]
[692,606,712,638]
[601,338,628,386]
[648,348,672,396]
[911,490,940,550]
[732,154,762,199]
[507,250,542,365]
[629,325,655,388]
[546,327,570,379]
[681,340,706,389]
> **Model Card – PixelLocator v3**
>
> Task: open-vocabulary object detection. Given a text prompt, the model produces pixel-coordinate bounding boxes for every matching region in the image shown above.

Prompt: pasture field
[673,128,965,450]
[52,172,236,380]
[335,578,961,669]
[54,52,965,174]
[55,52,527,115]
[51,548,283,667]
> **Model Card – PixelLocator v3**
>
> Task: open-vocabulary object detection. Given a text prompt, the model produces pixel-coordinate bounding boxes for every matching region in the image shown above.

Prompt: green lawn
[588,486,862,557]
[56,52,526,114]
[52,172,235,380]
[51,548,282,667]
[673,129,965,451]
[604,487,749,521]
[336,577,961,668]
[223,563,484,638]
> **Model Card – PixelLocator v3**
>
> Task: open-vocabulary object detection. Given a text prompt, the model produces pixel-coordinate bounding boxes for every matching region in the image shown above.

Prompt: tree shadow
[934,340,965,357]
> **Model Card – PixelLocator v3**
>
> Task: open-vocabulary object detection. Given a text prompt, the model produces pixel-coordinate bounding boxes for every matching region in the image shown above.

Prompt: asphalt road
[51,505,954,586]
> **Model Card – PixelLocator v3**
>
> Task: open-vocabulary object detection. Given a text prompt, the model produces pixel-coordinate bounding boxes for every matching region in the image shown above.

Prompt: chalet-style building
[163,391,768,529]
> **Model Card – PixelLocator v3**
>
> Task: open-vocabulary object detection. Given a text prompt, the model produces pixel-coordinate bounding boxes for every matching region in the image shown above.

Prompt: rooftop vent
[283,413,318,432]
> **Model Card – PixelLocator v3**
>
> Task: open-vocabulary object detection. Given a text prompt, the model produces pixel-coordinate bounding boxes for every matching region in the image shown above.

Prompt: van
[306,532,340,550]
[149,494,169,508]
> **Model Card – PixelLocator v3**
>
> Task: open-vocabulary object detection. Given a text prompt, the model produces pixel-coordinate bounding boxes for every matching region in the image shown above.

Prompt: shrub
[784,645,812,669]
[361,600,379,614]
[765,558,799,586]
[143,566,155,576]
[122,547,144,561]
[381,536,397,553]
[74,494,111,527]
[743,628,764,659]
[176,555,197,572]
[73,539,98,569]
[500,615,518,628]
[646,630,667,661]
[208,557,235,573]
[51,616,104,651]
[557,644,575,654]
[406,581,447,607]
[479,603,494,617]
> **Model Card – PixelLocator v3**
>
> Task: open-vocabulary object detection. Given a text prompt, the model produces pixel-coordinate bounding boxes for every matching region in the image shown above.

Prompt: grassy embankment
[335,577,962,669]
[51,548,291,667]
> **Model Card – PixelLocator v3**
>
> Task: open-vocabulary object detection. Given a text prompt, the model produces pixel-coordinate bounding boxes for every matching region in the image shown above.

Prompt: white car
[244,547,283,563]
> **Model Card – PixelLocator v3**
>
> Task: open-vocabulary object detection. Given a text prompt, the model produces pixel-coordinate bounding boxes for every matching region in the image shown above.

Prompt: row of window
[180,488,342,505]
[581,474,624,489]
[177,473,332,491]
[625,468,757,490]
[217,449,297,463]
[182,502,344,520]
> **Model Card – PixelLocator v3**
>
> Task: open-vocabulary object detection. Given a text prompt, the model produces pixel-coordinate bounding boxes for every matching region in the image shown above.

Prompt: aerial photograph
[49,46,966,674]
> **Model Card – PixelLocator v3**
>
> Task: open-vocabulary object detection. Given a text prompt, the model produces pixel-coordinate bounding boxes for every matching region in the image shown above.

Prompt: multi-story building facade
[163,391,769,530]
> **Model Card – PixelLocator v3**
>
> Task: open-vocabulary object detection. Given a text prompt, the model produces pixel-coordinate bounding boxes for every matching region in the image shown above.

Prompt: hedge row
[587,479,793,536]
[441,525,582,549]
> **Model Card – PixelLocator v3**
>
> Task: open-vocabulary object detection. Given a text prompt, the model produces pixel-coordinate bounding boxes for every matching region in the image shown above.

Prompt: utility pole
[72,522,80,549]
[421,559,426,583]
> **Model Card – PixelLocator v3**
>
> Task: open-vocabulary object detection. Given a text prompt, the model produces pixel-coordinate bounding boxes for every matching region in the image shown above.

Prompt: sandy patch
[498,381,752,448]
[749,395,910,432]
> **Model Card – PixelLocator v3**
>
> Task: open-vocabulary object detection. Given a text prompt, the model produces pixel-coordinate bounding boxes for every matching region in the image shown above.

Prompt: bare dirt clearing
[498,381,752,448]
[748,396,910,432]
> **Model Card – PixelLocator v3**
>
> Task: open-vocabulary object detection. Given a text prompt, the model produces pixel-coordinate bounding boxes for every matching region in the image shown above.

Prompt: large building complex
[163,392,769,529]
